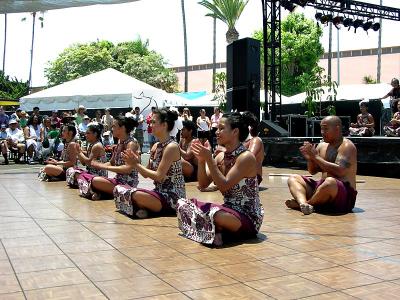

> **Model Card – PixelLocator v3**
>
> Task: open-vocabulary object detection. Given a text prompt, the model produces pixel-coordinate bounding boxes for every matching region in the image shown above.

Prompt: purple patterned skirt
[113,185,175,217]
[176,198,257,245]
[77,173,121,199]
[66,167,85,188]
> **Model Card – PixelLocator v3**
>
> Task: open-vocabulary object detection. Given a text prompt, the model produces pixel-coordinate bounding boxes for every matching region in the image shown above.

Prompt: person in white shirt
[24,115,43,164]
[1,120,25,164]
[196,109,211,142]
[131,107,145,152]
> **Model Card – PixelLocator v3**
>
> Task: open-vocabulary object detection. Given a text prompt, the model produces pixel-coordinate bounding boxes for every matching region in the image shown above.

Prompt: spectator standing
[132,107,144,152]
[146,107,157,151]
[74,105,86,125]
[196,109,211,141]
[210,107,223,150]
[50,110,61,128]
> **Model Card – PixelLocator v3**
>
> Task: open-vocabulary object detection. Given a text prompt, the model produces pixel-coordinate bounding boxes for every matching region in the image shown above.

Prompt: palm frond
[199,0,249,29]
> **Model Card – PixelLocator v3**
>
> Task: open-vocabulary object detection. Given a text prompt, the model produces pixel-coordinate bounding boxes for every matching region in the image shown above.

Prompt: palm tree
[2,14,7,73]
[212,16,217,92]
[199,0,249,44]
[181,0,188,92]
[22,11,44,89]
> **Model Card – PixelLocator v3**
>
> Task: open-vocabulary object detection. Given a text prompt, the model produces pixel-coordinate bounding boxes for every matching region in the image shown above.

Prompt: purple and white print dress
[77,138,139,199]
[65,141,108,188]
[114,138,186,217]
[176,144,264,245]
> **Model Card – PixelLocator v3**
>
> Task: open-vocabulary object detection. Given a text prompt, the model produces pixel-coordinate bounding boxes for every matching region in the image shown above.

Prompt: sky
[0,0,399,87]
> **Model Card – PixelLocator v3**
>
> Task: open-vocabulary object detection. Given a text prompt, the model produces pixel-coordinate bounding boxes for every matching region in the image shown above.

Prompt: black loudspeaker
[226,38,260,116]
[259,120,289,137]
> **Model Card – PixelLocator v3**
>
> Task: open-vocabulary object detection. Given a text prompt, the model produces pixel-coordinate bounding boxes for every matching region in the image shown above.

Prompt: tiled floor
[0,165,399,299]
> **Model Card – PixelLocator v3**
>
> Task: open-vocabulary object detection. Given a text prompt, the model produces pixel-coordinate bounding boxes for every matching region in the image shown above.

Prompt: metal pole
[337,26,340,85]
[377,0,383,83]
[28,12,36,89]
[328,22,332,82]
[262,0,269,120]
[2,14,6,72]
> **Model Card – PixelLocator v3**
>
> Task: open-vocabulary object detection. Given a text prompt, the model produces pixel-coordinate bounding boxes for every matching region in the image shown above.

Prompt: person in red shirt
[146,107,157,152]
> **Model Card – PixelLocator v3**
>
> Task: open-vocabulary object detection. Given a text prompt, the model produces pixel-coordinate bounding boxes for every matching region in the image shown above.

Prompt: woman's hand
[45,158,58,165]
[191,141,212,163]
[122,149,140,167]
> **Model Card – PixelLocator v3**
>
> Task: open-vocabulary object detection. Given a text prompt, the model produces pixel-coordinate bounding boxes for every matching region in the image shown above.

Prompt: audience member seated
[19,111,28,129]
[74,105,86,125]
[50,110,61,128]
[79,116,139,200]
[40,117,53,161]
[114,108,186,219]
[349,101,375,137]
[1,121,25,164]
[0,106,9,127]
[24,115,43,164]
[66,124,107,188]
[286,116,358,215]
[384,101,400,137]
[242,111,265,185]
[38,124,78,181]
[179,120,198,181]
[177,113,264,246]
[182,107,193,121]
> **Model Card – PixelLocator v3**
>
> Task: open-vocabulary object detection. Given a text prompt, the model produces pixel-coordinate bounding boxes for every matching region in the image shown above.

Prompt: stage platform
[263,136,400,178]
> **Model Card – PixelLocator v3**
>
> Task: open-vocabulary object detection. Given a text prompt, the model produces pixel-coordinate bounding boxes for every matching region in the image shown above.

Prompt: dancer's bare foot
[285,199,300,210]
[91,193,101,201]
[300,203,314,215]
[197,184,219,192]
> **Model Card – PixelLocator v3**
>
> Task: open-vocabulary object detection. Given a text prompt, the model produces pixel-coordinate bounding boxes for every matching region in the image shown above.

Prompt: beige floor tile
[346,255,400,280]
[49,231,99,243]
[1,236,53,248]
[138,293,191,300]
[105,236,160,248]
[308,246,379,264]
[24,283,106,300]
[266,253,338,273]
[56,240,114,254]
[301,291,358,299]
[240,242,298,259]
[214,261,288,282]
[0,292,25,300]
[11,255,74,274]
[159,267,237,291]
[299,266,382,290]
[96,275,176,299]
[187,249,257,267]
[0,248,7,260]
[274,238,338,252]
[6,244,62,260]
[246,274,333,299]
[120,244,179,260]
[69,250,133,267]
[17,267,89,291]
[183,283,272,299]
[138,254,205,274]
[80,261,150,281]
[343,281,400,299]
[0,274,21,294]
[0,260,14,275]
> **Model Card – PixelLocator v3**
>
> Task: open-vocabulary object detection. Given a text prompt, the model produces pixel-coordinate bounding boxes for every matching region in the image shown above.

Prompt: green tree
[0,71,29,99]
[199,0,249,44]
[45,39,178,92]
[253,13,324,96]
[45,41,116,86]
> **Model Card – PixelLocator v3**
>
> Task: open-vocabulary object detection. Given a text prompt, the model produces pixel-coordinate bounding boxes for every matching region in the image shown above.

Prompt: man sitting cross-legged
[286,116,358,215]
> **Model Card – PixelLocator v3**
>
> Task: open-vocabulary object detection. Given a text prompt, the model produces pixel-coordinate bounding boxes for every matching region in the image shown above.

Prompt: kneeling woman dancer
[177,113,264,246]
[39,124,78,181]
[66,124,107,188]
[80,116,139,200]
[114,108,186,218]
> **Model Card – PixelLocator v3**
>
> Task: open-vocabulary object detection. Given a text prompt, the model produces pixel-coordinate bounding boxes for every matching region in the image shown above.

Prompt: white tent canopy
[286,83,392,105]
[20,68,179,111]
[0,1,139,14]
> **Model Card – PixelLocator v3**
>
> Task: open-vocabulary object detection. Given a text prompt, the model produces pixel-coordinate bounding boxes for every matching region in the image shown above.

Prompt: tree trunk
[212,16,216,93]
[377,0,383,83]
[2,14,6,72]
[226,27,239,44]
[28,12,36,89]
[181,0,188,92]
